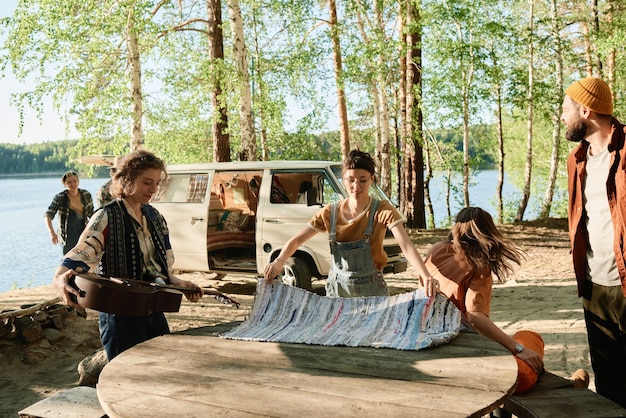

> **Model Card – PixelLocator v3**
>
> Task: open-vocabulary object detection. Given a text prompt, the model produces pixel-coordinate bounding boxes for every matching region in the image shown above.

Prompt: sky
[0,1,79,145]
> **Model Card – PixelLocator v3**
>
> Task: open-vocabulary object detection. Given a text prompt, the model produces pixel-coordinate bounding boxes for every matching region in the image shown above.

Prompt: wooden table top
[97,331,518,418]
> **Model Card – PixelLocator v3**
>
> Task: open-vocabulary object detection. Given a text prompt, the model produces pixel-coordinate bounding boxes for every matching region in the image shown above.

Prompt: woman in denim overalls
[265,149,439,298]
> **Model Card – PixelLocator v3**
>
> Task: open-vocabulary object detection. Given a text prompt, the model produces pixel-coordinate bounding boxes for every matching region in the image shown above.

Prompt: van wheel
[280,257,312,290]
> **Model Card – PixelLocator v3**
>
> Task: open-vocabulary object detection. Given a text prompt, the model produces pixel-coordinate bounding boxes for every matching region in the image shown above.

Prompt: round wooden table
[97,332,518,417]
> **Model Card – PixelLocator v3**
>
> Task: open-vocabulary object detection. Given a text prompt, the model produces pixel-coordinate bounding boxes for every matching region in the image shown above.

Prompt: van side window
[270,175,291,203]
[153,174,208,203]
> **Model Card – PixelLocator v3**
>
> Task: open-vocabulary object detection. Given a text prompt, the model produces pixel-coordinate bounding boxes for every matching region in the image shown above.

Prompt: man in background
[562,76,626,408]
[96,156,121,208]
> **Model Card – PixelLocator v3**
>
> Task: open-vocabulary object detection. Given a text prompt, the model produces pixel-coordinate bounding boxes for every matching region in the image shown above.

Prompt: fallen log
[0,297,61,321]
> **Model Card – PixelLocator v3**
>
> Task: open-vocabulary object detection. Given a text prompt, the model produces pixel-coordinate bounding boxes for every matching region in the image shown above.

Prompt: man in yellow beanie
[563,76,626,408]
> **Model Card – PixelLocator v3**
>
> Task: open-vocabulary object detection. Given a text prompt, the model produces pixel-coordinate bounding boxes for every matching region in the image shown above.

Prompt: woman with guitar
[52,150,203,360]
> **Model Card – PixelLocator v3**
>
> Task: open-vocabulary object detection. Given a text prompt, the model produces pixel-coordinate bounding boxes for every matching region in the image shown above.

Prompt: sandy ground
[0,218,590,417]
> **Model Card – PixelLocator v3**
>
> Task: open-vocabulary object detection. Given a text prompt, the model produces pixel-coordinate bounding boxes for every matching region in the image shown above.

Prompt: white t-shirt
[584,146,620,286]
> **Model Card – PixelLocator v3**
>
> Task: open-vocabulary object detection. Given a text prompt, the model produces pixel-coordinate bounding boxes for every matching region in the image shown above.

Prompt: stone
[78,349,108,387]
[21,349,47,365]
[50,314,63,330]
[74,306,88,319]
[14,316,36,330]
[32,311,49,323]
[20,324,43,343]
[38,339,52,349]
[0,318,13,338]
[47,304,69,317]
[43,327,64,344]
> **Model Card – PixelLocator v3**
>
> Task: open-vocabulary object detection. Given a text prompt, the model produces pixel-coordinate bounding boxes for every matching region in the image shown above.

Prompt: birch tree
[515,0,534,222]
[539,0,565,219]
[127,9,144,150]
[1,0,156,154]
[228,0,257,160]
[351,0,396,196]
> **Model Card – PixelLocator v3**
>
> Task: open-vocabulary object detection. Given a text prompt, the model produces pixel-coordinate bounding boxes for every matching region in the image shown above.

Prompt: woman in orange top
[425,207,544,392]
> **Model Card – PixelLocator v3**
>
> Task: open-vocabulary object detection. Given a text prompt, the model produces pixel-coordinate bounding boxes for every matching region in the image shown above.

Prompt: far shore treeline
[0,140,109,177]
[1,125,499,177]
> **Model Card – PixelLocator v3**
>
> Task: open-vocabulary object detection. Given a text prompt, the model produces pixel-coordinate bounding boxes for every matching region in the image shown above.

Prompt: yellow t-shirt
[308,198,405,271]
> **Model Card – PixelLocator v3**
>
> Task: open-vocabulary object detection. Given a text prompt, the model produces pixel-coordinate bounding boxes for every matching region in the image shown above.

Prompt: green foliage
[427,125,498,171]
[0,140,79,175]
[3,0,626,226]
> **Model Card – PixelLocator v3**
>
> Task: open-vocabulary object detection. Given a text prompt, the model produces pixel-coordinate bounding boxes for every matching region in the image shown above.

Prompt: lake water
[0,171,540,293]
[0,177,104,294]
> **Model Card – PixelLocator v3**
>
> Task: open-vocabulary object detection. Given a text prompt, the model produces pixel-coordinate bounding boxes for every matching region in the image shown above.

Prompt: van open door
[152,173,211,272]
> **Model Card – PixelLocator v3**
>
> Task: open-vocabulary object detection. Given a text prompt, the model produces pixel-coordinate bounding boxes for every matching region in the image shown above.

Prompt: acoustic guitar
[70,273,240,317]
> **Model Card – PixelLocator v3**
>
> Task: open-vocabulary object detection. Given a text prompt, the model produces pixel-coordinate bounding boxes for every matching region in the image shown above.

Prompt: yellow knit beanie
[565,77,613,115]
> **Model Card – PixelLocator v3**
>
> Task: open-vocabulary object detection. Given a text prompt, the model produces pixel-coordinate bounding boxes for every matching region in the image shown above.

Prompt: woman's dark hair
[448,207,524,282]
[342,148,377,179]
[110,150,167,199]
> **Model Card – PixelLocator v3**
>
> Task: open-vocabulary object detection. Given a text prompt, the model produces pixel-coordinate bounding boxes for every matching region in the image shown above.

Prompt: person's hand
[178,280,203,302]
[52,269,81,307]
[517,348,544,374]
[422,276,440,297]
[264,258,285,283]
[50,231,59,245]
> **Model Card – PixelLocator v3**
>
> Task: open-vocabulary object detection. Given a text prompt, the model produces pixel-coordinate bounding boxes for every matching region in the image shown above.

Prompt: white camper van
[151,160,407,289]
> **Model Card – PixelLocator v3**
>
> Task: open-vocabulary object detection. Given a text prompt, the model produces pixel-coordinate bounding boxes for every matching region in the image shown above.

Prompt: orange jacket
[567,118,626,297]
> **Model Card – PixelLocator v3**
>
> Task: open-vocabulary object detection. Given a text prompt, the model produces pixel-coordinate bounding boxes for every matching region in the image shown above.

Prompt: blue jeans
[99,311,170,360]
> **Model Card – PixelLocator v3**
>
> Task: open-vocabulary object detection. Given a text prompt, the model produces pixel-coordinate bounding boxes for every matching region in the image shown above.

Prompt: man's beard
[565,119,587,143]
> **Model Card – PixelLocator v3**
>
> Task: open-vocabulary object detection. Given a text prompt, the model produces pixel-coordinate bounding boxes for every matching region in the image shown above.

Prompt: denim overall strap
[329,202,339,242]
[363,198,380,240]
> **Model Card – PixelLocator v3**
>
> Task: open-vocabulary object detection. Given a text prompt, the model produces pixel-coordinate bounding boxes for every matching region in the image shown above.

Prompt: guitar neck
[150,282,240,308]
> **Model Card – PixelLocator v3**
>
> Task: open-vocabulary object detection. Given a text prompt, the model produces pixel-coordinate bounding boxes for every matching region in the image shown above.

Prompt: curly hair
[449,207,524,283]
[110,150,167,199]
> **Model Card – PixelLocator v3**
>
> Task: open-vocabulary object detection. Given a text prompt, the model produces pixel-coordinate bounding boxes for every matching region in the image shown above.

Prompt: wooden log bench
[497,371,626,418]
[18,386,107,418]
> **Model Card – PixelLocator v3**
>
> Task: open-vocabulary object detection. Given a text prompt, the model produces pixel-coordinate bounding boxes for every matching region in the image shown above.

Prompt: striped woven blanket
[220,280,462,351]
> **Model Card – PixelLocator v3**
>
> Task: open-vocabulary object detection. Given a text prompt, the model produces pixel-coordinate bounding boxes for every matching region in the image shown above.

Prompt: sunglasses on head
[138,154,157,163]
[63,171,78,182]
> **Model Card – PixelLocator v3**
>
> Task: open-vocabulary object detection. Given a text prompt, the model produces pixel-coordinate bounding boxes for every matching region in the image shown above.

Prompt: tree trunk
[402,0,425,229]
[423,128,435,229]
[496,82,504,224]
[329,0,350,160]
[516,0,534,222]
[462,82,470,208]
[375,2,391,197]
[207,0,231,162]
[606,1,616,101]
[448,13,474,209]
[354,6,391,196]
[582,22,594,77]
[397,3,406,206]
[372,81,383,173]
[591,0,603,76]
[228,0,257,161]
[540,0,564,219]
[126,13,143,151]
